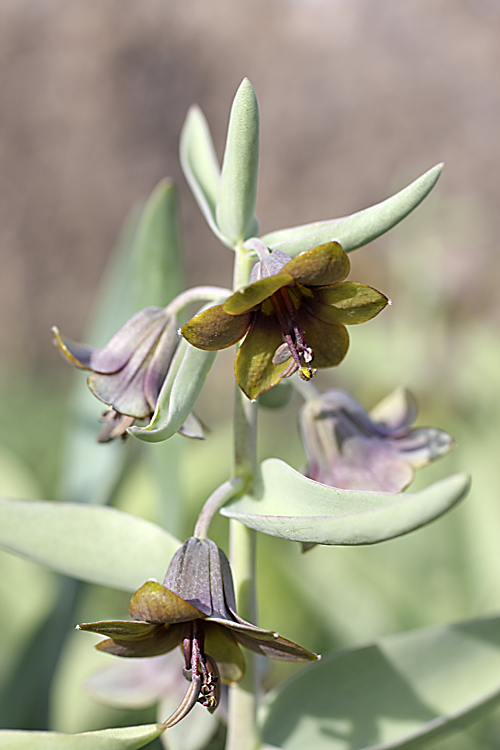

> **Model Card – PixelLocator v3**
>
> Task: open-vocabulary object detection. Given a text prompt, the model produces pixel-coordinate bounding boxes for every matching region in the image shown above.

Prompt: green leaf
[0,497,180,590]
[260,615,500,750]
[129,338,216,443]
[132,178,184,310]
[216,78,260,247]
[259,164,443,257]
[0,724,164,749]
[180,105,226,244]
[220,458,470,545]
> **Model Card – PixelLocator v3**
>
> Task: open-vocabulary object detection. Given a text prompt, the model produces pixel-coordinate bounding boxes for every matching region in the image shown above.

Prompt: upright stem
[225,246,261,750]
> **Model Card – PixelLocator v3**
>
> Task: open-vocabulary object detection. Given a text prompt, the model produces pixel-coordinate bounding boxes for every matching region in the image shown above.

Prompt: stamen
[270,288,315,380]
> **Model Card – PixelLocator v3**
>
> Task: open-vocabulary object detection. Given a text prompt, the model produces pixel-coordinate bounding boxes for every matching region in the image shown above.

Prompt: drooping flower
[300,387,455,493]
[181,242,388,400]
[78,537,317,727]
[53,307,199,442]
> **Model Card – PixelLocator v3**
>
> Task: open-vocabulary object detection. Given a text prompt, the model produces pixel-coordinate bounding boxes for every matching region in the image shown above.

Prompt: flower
[181,242,388,400]
[300,387,455,493]
[86,652,223,750]
[78,536,318,727]
[53,307,192,442]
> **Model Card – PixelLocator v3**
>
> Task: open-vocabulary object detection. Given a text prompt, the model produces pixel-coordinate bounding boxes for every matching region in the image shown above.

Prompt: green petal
[96,625,182,658]
[280,242,350,286]
[228,625,318,662]
[309,283,388,325]
[78,620,159,640]
[129,581,206,623]
[301,309,349,368]
[234,312,286,400]
[181,305,251,350]
[223,275,293,316]
[204,622,246,683]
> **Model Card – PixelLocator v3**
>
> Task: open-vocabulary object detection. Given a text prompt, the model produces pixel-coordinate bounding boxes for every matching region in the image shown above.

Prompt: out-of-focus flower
[181,242,387,400]
[300,388,455,493]
[86,652,223,750]
[78,536,317,727]
[53,307,192,442]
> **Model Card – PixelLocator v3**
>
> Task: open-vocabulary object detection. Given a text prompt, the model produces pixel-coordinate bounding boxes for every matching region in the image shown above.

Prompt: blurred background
[1,0,500,748]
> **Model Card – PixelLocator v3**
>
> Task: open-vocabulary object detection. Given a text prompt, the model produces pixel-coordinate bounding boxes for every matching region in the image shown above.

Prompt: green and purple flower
[78,536,317,727]
[53,307,182,441]
[181,242,388,400]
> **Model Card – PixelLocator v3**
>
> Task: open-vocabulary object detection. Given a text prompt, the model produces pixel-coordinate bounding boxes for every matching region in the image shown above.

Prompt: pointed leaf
[216,78,260,246]
[180,105,227,244]
[132,179,184,310]
[129,337,216,443]
[0,724,164,749]
[260,615,500,750]
[0,497,180,590]
[260,164,443,257]
[221,458,470,545]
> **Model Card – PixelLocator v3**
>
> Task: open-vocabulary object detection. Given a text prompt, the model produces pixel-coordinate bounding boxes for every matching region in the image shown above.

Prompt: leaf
[0,497,180,591]
[131,178,184,310]
[216,78,260,247]
[179,105,226,244]
[220,458,470,545]
[0,724,164,749]
[129,336,216,444]
[260,615,500,750]
[259,164,443,257]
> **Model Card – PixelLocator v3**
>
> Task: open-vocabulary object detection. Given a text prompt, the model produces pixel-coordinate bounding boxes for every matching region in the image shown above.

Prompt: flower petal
[97,626,182,658]
[223,275,293,316]
[144,319,180,409]
[300,309,350,368]
[391,427,456,470]
[204,622,246,683]
[130,580,206,623]
[78,620,161,640]
[310,282,388,325]
[369,387,418,434]
[227,625,318,662]
[234,311,286,400]
[182,305,251,350]
[280,242,350,286]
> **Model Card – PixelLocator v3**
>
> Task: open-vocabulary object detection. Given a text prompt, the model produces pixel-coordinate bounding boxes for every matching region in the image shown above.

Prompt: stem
[166,285,231,316]
[290,373,321,401]
[226,245,261,750]
[194,476,244,539]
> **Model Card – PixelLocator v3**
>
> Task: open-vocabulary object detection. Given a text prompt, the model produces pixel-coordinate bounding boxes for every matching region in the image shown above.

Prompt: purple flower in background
[53,307,192,442]
[300,388,455,493]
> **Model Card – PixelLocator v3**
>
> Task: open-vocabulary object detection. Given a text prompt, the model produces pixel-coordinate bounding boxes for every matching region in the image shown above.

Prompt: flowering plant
[3,78,497,750]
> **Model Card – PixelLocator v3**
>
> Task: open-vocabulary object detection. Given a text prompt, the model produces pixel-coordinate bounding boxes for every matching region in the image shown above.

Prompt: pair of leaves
[180,78,259,249]
[181,78,442,258]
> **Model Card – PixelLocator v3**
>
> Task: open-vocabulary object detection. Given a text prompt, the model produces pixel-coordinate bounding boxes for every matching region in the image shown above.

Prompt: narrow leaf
[261,615,500,750]
[129,338,216,443]
[0,497,180,591]
[180,105,226,244]
[132,178,184,310]
[220,458,469,545]
[259,164,443,257]
[0,724,164,749]
[216,78,260,246]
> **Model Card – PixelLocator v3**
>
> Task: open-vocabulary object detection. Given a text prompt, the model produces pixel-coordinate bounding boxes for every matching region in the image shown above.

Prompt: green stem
[225,245,261,750]
[193,476,244,540]
[166,285,231,316]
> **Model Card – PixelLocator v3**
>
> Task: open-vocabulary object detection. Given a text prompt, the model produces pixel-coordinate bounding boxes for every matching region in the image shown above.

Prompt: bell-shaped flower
[299,387,455,493]
[181,242,388,400]
[53,307,191,442]
[78,536,318,727]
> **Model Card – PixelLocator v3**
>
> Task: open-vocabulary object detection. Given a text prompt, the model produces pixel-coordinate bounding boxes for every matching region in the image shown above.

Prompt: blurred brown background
[0,0,498,374]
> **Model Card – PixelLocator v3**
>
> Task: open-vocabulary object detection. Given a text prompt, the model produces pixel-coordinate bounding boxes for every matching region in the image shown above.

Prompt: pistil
[270,288,315,381]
